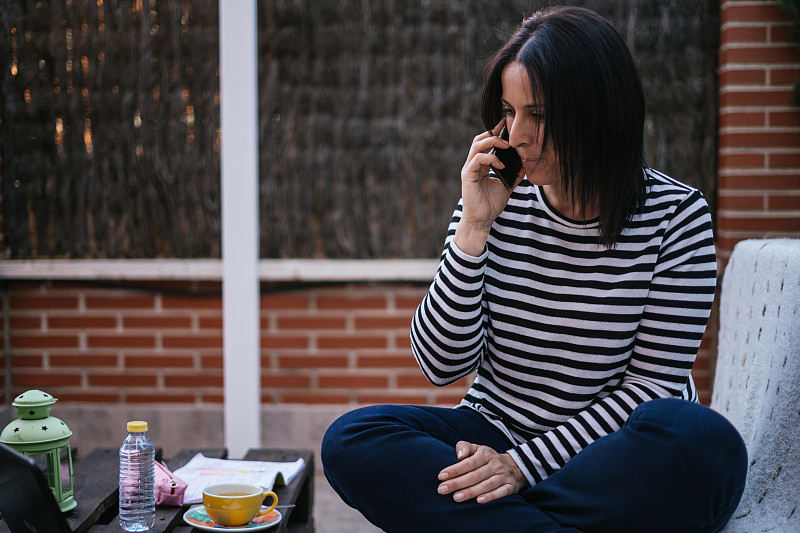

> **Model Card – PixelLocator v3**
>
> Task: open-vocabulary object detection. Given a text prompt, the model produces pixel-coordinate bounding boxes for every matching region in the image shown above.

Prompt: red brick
[125,354,194,368]
[717,214,800,232]
[317,295,387,310]
[86,295,155,309]
[277,355,349,369]
[87,334,155,348]
[720,44,799,64]
[722,4,788,24]
[770,24,793,43]
[356,393,428,405]
[49,315,117,328]
[354,316,412,329]
[721,130,800,149]
[261,335,310,349]
[57,392,121,403]
[11,334,79,349]
[698,332,714,351]
[200,353,224,368]
[394,334,412,349]
[9,316,43,329]
[693,370,712,391]
[261,373,312,388]
[261,293,310,310]
[697,390,712,406]
[164,374,223,387]
[720,110,766,128]
[11,354,44,367]
[195,281,222,292]
[720,67,768,86]
[767,192,800,209]
[50,354,118,367]
[719,152,765,169]
[721,25,768,43]
[718,193,764,210]
[89,373,157,387]
[768,109,800,127]
[693,352,712,371]
[162,335,222,349]
[770,151,800,168]
[13,372,82,387]
[127,393,197,403]
[432,392,469,406]
[278,393,351,404]
[715,236,744,257]
[125,391,194,404]
[357,354,419,368]
[123,316,192,329]
[201,393,225,403]
[162,296,221,310]
[396,295,425,309]
[720,173,800,189]
[318,374,389,389]
[10,295,78,310]
[397,374,434,388]
[276,316,347,330]
[317,335,387,350]
[720,88,793,106]
[770,67,800,85]
[199,316,223,329]
[124,281,209,292]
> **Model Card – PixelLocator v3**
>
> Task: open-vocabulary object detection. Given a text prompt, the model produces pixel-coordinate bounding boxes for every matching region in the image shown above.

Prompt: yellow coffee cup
[202,483,278,527]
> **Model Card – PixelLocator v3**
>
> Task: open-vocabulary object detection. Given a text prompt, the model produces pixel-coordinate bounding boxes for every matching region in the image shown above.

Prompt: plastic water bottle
[119,420,155,532]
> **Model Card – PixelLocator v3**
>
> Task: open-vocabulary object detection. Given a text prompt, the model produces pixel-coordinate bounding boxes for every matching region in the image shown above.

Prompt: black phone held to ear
[490,126,522,188]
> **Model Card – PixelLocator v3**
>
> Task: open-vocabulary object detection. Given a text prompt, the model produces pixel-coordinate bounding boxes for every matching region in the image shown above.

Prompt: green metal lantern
[0,389,77,512]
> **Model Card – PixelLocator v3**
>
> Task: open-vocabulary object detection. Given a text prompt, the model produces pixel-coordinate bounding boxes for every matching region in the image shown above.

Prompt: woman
[322,7,746,533]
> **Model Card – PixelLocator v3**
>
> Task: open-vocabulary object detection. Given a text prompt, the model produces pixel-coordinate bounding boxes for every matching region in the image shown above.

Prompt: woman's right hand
[453,120,523,256]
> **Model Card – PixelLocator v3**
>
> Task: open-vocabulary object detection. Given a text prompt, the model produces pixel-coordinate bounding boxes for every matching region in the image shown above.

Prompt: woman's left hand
[437,441,529,504]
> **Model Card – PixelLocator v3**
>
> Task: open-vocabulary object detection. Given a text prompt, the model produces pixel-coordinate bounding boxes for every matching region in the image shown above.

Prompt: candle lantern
[0,389,77,512]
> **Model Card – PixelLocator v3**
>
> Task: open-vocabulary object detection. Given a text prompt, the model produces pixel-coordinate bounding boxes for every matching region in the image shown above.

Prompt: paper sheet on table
[173,453,305,504]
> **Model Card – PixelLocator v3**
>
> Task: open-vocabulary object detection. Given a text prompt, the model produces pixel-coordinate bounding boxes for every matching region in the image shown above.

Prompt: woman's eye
[502,107,514,117]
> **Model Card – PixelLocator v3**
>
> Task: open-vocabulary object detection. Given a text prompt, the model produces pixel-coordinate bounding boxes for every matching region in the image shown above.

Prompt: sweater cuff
[448,239,489,265]
[506,447,539,487]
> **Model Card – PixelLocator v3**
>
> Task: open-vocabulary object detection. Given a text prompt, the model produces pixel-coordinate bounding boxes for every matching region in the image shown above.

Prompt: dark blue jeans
[321,398,747,533]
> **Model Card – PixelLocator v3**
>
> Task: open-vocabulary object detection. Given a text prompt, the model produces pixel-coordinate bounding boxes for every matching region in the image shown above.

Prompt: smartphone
[491,126,522,188]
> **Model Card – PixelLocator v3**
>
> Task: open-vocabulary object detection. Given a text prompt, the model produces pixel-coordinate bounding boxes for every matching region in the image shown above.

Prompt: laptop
[0,443,72,533]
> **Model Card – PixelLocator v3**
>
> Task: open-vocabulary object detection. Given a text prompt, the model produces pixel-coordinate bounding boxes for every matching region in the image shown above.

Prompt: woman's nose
[507,121,526,148]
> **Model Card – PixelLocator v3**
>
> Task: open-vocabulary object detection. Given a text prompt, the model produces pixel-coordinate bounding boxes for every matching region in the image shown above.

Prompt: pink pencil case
[154,460,188,506]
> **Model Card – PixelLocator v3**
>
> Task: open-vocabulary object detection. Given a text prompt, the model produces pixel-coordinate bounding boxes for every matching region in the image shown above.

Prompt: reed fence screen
[1,0,719,259]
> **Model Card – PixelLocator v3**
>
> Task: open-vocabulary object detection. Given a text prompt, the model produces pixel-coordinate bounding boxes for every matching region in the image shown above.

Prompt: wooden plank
[66,448,120,533]
[241,449,315,533]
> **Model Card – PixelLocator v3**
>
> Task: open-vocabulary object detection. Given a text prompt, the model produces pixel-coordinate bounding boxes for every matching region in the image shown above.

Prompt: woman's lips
[521,157,542,169]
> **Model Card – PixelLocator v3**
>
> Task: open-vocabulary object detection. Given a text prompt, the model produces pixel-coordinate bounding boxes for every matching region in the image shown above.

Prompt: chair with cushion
[710,238,800,532]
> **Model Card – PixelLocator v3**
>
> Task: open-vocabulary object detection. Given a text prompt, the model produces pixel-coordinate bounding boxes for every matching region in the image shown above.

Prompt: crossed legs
[321,399,746,533]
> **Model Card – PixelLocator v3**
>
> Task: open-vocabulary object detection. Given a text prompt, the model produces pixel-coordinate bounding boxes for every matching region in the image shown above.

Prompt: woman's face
[500,61,560,189]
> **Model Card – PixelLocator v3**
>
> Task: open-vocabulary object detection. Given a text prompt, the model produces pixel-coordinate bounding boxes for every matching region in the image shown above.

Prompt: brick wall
[717,0,800,261]
[3,276,722,407]
[3,280,472,407]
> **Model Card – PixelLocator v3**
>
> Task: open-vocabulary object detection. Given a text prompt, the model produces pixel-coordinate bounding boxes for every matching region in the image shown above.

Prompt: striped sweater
[410,168,717,486]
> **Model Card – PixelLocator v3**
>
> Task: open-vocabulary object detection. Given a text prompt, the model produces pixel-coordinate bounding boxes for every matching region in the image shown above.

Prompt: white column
[219,0,261,458]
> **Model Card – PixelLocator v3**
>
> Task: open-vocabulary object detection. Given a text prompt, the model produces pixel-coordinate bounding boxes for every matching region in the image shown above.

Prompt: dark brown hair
[481,6,646,246]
